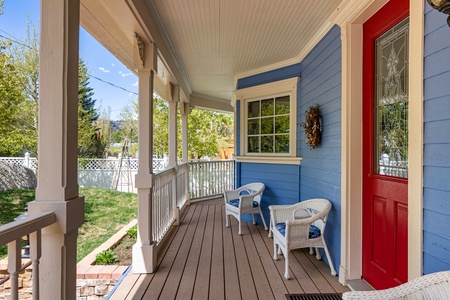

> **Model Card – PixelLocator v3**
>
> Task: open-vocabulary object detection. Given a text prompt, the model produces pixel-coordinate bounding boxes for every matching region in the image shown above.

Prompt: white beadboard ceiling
[144,0,343,104]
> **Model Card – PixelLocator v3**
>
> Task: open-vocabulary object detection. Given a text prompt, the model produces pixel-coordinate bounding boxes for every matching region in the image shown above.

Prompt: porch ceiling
[80,0,343,110]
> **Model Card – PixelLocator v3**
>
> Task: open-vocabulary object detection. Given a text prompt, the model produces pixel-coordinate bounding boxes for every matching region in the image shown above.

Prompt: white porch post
[28,0,84,299]
[167,83,179,168]
[132,36,158,273]
[180,102,189,164]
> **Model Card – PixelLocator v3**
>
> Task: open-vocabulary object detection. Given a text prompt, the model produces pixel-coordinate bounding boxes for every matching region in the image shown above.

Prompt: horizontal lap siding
[236,26,342,273]
[240,162,300,225]
[423,4,450,274]
[299,25,342,274]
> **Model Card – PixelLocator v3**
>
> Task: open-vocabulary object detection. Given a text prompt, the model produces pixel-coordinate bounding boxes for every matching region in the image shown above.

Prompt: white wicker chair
[223,182,268,235]
[269,198,337,279]
[342,270,450,299]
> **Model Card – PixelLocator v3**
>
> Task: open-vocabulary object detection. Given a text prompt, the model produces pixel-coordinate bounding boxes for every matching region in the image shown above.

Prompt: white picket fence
[0,154,235,199]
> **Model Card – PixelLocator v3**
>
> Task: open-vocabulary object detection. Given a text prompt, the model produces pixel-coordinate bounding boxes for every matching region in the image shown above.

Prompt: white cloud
[111,63,115,67]
[99,67,110,73]
[132,80,139,87]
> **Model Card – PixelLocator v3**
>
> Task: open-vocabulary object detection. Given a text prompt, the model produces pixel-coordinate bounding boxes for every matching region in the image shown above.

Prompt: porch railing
[152,163,189,244]
[189,160,234,200]
[0,211,56,300]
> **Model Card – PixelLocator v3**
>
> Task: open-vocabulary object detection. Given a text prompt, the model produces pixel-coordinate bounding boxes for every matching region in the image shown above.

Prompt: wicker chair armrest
[223,189,241,201]
[342,271,450,300]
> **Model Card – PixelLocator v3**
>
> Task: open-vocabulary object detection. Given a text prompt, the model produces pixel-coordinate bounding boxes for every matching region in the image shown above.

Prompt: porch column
[167,83,179,168]
[27,0,84,299]
[132,36,158,273]
[180,102,189,164]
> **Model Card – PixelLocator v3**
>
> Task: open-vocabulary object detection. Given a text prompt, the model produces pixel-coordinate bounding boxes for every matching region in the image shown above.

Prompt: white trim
[234,156,302,165]
[234,77,299,158]
[338,0,424,286]
[408,0,424,281]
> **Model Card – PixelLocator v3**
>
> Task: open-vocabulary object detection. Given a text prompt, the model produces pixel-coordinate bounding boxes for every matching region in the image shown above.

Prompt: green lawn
[0,188,137,262]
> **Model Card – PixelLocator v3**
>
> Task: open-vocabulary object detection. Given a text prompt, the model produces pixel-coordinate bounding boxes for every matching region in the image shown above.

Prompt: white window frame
[234,77,301,165]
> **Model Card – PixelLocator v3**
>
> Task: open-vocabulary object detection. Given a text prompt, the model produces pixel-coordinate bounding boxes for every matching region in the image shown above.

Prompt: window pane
[248,136,260,153]
[275,96,290,115]
[374,17,409,178]
[261,136,274,153]
[261,99,274,116]
[275,135,289,153]
[248,101,260,118]
[261,117,274,134]
[248,119,260,135]
[275,115,289,134]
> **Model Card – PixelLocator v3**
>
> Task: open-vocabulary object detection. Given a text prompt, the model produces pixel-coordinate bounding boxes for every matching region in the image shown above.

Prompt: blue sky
[0,0,138,120]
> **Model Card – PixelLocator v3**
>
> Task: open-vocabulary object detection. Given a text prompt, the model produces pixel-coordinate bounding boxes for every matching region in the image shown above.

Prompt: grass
[0,188,137,262]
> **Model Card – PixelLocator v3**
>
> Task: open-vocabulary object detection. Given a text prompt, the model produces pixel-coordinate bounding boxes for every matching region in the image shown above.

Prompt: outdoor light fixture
[427,0,450,26]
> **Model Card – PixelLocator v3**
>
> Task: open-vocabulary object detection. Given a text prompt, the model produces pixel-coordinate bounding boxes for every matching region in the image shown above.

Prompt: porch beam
[133,39,158,273]
[28,0,85,299]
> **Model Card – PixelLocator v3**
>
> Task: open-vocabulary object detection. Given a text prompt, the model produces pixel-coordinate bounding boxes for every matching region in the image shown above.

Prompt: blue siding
[423,4,450,274]
[298,25,342,273]
[236,26,342,274]
[239,162,301,225]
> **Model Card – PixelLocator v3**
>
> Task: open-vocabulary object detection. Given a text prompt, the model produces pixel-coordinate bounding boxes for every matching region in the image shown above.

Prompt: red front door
[362,0,409,290]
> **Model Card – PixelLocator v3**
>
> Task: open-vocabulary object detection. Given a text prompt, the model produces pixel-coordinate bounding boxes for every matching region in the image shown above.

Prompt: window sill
[234,156,302,165]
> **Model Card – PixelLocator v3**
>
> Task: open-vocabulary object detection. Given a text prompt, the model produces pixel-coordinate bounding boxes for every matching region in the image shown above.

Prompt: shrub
[94,249,118,265]
[127,225,137,240]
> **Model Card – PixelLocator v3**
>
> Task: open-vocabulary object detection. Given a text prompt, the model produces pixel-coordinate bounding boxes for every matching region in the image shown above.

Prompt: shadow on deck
[110,198,349,300]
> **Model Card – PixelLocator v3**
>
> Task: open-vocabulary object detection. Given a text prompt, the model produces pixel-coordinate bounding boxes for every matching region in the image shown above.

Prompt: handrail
[0,211,56,245]
[0,211,56,300]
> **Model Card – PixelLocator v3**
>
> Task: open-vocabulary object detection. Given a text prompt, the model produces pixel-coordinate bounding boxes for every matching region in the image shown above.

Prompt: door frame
[337,0,424,285]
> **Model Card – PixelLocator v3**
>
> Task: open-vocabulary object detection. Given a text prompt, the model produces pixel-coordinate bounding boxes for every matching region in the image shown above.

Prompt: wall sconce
[427,0,450,26]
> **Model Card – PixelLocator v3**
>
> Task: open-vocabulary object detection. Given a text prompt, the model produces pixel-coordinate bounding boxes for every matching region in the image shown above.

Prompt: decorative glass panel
[261,99,274,116]
[261,136,274,153]
[248,101,260,118]
[261,117,274,134]
[374,17,409,178]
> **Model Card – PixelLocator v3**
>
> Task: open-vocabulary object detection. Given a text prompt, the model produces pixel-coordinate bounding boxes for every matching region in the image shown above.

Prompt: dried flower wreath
[301,104,322,149]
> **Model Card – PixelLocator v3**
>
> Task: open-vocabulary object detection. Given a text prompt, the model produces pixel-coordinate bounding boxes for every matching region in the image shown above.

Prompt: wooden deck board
[113,199,349,299]
[209,204,225,300]
[192,204,215,300]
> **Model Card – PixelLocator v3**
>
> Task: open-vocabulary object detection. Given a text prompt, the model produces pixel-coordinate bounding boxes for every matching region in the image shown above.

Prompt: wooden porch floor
[110,198,349,300]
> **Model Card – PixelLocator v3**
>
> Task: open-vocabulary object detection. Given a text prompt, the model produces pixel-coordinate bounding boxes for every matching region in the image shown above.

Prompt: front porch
[110,198,348,299]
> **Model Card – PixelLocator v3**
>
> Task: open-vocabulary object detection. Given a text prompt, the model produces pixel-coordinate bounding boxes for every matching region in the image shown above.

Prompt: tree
[77,59,105,157]
[188,108,233,159]
[0,46,36,156]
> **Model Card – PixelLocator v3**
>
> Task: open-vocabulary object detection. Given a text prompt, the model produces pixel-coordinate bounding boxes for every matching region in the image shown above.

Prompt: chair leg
[273,242,279,260]
[268,219,272,237]
[284,251,290,279]
[259,209,268,230]
[315,247,322,260]
[309,247,314,255]
[238,218,242,235]
[322,244,337,276]
[252,213,256,225]
[225,214,230,228]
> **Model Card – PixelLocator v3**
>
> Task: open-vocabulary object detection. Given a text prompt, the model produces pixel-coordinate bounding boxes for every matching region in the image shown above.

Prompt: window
[234,77,300,164]
[247,96,290,154]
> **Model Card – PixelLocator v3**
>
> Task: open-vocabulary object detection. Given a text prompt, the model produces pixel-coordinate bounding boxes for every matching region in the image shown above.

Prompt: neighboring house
[2,0,450,298]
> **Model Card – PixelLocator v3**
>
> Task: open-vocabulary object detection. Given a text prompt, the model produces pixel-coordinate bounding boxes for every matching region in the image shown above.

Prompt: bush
[127,225,137,240]
[94,249,118,265]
